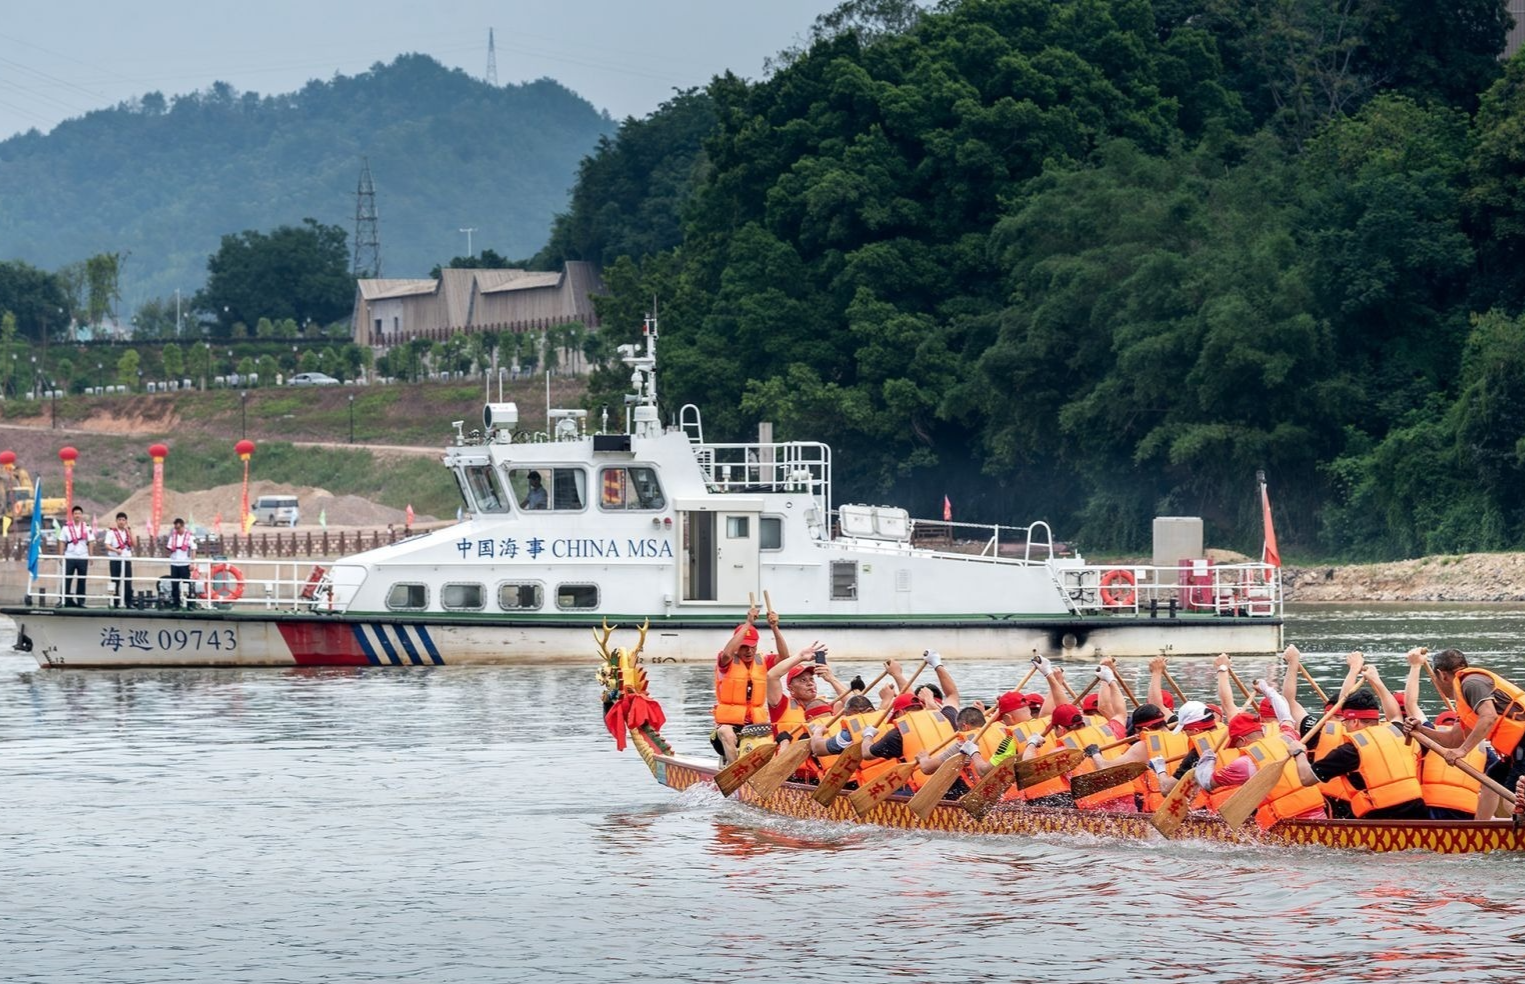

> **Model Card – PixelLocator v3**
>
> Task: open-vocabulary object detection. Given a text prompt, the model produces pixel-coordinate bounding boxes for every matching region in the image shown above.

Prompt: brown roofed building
[352,261,604,348]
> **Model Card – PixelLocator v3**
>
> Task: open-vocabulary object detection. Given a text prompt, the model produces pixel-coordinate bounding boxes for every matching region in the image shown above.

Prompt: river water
[3,605,1525,983]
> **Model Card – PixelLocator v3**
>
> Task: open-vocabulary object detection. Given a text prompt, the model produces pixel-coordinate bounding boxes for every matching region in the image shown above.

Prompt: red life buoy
[1099,568,1137,607]
[207,563,246,602]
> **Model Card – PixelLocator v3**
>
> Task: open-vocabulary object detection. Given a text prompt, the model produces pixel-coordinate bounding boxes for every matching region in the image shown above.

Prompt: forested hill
[545,0,1525,561]
[0,54,613,304]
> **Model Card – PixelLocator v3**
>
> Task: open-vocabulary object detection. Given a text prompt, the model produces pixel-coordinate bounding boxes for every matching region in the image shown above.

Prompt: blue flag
[25,479,42,579]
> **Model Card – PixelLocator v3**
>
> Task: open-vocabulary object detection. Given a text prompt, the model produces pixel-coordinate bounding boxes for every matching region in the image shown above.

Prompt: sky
[0,0,847,140]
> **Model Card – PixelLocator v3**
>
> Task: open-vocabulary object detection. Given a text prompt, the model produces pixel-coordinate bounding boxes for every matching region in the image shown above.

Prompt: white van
[254,495,300,527]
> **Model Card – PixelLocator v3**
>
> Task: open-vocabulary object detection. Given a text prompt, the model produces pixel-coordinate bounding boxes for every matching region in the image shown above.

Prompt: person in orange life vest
[1102,701,1172,795]
[1017,702,1093,808]
[1406,648,1525,819]
[1418,708,1489,820]
[103,512,135,609]
[910,704,989,798]
[1090,658,1130,739]
[767,644,848,740]
[710,604,791,763]
[858,651,961,767]
[166,517,196,610]
[974,690,1049,779]
[60,506,94,607]
[1302,666,1427,820]
[1157,700,1222,793]
[1192,711,1266,799]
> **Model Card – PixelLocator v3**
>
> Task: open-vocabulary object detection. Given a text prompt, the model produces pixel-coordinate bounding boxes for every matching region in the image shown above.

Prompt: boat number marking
[99,627,237,653]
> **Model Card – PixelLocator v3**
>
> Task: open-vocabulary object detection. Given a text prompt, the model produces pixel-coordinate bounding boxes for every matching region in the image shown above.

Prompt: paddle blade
[748,739,813,799]
[1150,774,1200,837]
[908,754,967,821]
[959,759,1019,820]
[1218,758,1288,829]
[714,741,776,798]
[813,745,864,807]
[1014,748,1084,789]
[848,762,916,818]
[1070,761,1147,802]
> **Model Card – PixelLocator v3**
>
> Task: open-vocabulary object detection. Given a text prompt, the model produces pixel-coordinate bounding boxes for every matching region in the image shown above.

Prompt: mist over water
[3,607,1525,982]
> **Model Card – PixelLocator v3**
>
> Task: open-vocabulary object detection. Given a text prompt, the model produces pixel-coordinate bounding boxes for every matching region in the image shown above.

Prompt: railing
[1053,562,1282,618]
[0,527,418,563]
[696,441,832,516]
[22,555,334,613]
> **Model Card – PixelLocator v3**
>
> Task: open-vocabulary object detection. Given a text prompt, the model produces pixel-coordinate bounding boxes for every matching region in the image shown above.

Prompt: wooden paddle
[1113,669,1142,709]
[811,662,927,807]
[907,714,1004,820]
[849,731,960,818]
[1298,662,1330,706]
[1160,666,1189,708]
[1422,656,1456,713]
[1069,761,1147,801]
[1216,680,1367,829]
[746,665,892,799]
[715,740,778,797]
[1149,728,1232,837]
[1228,666,1254,701]
[1410,731,1519,801]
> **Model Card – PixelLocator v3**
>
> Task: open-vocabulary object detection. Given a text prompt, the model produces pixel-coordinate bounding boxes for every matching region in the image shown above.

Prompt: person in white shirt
[104,512,135,609]
[166,517,195,609]
[60,506,94,607]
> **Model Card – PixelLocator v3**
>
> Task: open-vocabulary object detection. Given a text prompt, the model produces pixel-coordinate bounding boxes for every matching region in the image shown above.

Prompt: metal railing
[23,555,333,613]
[0,527,418,562]
[1053,562,1282,617]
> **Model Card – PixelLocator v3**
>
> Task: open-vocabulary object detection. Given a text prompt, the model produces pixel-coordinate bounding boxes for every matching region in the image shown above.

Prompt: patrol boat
[6,316,1282,668]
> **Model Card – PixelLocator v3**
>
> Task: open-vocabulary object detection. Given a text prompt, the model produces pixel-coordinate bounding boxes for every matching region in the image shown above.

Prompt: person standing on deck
[103,512,135,609]
[60,506,94,607]
[166,518,196,610]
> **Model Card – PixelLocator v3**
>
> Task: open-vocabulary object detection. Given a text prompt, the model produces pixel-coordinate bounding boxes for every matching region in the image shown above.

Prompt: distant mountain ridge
[0,54,614,310]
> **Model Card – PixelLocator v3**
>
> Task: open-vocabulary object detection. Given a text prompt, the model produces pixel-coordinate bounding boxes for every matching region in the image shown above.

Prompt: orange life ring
[1099,568,1137,607]
[207,563,246,602]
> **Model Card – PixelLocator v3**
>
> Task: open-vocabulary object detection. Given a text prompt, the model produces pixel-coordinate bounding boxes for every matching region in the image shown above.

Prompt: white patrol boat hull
[4,316,1284,669]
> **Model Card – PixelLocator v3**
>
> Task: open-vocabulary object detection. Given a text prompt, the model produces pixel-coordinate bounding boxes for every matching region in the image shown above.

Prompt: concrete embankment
[1283,553,1525,604]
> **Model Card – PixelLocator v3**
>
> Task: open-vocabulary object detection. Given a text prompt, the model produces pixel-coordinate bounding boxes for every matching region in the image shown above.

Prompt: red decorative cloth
[604,692,667,750]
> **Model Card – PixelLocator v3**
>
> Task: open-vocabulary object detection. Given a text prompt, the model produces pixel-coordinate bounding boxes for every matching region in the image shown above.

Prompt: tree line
[538,0,1525,561]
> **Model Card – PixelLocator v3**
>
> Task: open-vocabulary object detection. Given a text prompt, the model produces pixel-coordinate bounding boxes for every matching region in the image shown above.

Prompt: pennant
[243,511,257,534]
[405,504,414,527]
[1261,477,1281,569]
[942,495,952,522]
[318,508,327,529]
[25,479,42,580]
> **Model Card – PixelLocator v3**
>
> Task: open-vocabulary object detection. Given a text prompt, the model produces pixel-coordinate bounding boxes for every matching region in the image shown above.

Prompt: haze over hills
[0,54,615,309]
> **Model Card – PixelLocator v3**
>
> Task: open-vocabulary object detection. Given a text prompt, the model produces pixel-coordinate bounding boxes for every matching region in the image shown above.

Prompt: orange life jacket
[962,724,1009,788]
[896,709,958,791]
[988,717,1050,801]
[1014,717,1071,800]
[1137,729,1190,811]
[1420,743,1485,815]
[1238,734,1326,828]
[1455,668,1525,757]
[713,657,769,726]
[772,700,829,780]
[1343,724,1423,818]
[1064,724,1131,809]
[1313,719,1357,804]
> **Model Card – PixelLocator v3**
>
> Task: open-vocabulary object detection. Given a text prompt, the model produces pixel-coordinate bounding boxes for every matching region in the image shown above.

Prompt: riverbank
[1283,553,1525,603]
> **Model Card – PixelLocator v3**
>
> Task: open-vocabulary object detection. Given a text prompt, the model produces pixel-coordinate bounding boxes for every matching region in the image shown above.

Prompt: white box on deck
[1152,517,1204,579]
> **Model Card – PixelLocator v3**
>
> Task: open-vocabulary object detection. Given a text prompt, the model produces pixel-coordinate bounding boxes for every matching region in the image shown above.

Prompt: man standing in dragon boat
[710,604,791,764]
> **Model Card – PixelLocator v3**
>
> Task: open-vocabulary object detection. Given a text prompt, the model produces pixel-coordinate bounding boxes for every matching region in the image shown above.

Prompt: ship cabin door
[677,497,761,604]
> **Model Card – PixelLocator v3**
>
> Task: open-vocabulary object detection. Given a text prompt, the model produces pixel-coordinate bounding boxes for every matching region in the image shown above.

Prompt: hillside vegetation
[0,55,614,302]
[550,0,1525,561]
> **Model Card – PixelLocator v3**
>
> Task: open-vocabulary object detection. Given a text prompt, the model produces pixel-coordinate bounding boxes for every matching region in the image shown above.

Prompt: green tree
[255,317,275,338]
[116,349,141,390]
[194,218,352,337]
[256,354,279,386]
[0,261,68,340]
[185,342,210,386]
[84,252,123,329]
[162,343,185,379]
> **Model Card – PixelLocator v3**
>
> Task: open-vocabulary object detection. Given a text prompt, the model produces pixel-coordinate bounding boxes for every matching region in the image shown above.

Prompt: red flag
[943,495,952,522]
[405,504,415,527]
[1261,479,1281,568]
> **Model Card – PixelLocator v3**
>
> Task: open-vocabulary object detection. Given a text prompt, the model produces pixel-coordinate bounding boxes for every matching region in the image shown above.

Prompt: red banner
[151,460,163,538]
[1261,481,1281,569]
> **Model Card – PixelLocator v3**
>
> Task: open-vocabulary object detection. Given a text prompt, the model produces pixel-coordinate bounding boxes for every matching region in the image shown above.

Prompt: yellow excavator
[1,466,67,536]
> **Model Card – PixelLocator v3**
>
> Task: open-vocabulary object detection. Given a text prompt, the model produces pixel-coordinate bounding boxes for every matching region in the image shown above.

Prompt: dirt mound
[107,479,427,529]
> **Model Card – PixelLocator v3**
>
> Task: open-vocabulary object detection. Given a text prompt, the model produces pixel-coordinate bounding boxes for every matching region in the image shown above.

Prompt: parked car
[253,495,300,527]
[288,372,339,386]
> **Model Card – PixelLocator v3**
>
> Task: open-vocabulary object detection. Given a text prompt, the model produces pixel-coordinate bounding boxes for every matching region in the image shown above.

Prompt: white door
[714,510,759,604]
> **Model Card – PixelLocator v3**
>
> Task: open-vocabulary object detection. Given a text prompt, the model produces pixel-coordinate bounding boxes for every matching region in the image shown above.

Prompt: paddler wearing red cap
[1299,664,1427,820]
[1404,647,1525,820]
[767,643,850,746]
[1191,680,1326,823]
[857,651,964,789]
[711,603,793,764]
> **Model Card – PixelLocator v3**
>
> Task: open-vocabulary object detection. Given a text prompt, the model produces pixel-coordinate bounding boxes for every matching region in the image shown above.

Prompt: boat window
[441,582,484,610]
[498,582,544,610]
[507,467,586,512]
[461,465,509,513]
[599,466,666,511]
[557,583,599,610]
[760,516,782,551]
[830,561,857,600]
[726,516,750,538]
[386,583,428,610]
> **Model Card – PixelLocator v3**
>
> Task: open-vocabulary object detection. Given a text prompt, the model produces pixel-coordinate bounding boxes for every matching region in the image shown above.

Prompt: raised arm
[1361,665,1402,722]
[1215,653,1240,717]
[765,607,789,661]
[1096,658,1125,723]
[1403,647,1426,724]
[716,606,760,669]
[1281,644,1309,722]
[926,650,959,708]
[1148,656,1167,711]
[765,650,809,707]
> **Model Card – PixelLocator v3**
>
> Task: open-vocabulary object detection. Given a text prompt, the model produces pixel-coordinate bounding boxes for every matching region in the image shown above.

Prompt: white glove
[1025,733,1045,749]
[1195,756,1217,791]
[923,650,942,668]
[1096,665,1116,684]
[1255,678,1276,698]
[860,727,877,741]
[959,740,979,757]
[1033,656,1055,676]
[1148,756,1167,775]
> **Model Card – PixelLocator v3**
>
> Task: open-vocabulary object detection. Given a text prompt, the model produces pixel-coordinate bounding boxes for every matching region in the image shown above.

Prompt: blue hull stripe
[395,625,423,665]
[416,625,443,664]
[352,625,380,666]
[373,626,401,665]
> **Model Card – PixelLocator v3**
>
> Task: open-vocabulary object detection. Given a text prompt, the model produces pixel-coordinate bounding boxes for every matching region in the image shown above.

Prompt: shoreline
[1281,552,1525,604]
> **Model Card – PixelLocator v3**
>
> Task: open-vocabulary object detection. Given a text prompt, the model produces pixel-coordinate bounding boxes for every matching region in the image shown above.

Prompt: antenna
[352,157,382,278]
[486,28,498,85]
[458,227,476,258]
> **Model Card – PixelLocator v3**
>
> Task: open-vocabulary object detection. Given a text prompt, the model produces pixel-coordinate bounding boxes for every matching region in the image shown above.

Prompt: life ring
[207,563,246,603]
[1099,568,1137,607]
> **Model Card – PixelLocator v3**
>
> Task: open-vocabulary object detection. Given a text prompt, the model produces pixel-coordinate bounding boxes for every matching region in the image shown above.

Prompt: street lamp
[29,355,35,401]
[49,378,56,429]
[206,341,214,388]
[348,394,355,444]
[96,362,103,395]
[241,390,248,438]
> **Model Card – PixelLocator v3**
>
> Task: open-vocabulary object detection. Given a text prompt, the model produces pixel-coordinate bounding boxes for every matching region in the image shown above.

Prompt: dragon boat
[596,625,1525,856]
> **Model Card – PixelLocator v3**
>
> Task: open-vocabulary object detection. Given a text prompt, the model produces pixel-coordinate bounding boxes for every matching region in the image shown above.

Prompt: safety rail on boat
[693,441,831,516]
[1054,562,1282,618]
[23,555,335,613]
[828,514,1065,563]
